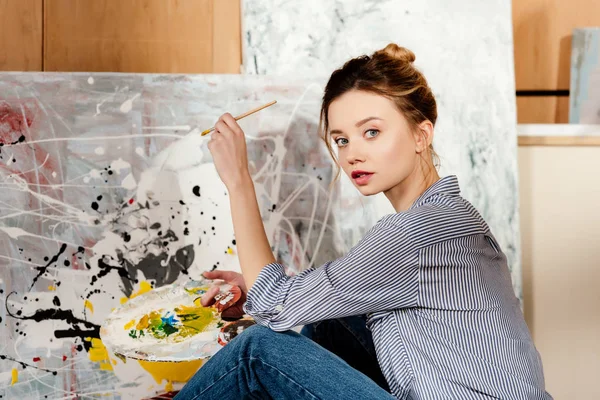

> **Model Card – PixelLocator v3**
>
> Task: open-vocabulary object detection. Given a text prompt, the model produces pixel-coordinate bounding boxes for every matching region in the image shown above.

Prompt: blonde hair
[320,43,439,181]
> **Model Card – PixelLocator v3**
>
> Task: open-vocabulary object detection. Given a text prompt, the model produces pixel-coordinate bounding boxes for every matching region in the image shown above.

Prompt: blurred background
[0,0,599,398]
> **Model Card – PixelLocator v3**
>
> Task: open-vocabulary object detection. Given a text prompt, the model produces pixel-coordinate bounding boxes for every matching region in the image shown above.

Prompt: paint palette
[100,279,231,362]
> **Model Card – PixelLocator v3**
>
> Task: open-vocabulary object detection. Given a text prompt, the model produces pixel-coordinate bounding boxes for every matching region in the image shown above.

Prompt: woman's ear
[413,120,434,153]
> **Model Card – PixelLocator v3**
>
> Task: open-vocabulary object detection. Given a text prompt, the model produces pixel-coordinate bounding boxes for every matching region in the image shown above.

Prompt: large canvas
[0,73,340,399]
[570,28,600,123]
[242,0,522,296]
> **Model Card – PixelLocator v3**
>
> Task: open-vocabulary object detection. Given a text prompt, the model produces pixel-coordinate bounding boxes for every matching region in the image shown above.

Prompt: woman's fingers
[200,286,221,307]
[220,113,244,136]
[214,119,230,136]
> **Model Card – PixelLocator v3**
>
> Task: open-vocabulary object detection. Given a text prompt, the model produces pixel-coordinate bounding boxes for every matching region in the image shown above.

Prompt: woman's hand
[207,113,251,190]
[201,270,247,320]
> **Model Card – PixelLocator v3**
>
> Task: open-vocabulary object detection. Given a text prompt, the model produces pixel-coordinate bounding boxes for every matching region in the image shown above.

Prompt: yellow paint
[99,363,113,371]
[138,359,205,384]
[227,247,235,255]
[85,337,113,371]
[131,281,153,299]
[10,368,17,385]
[123,319,136,330]
[184,286,210,296]
[120,280,153,305]
[84,299,94,314]
[173,305,215,339]
[48,285,56,291]
[135,310,161,331]
[165,381,173,392]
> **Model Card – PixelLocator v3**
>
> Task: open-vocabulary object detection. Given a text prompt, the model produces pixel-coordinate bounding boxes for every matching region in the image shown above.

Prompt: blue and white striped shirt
[244,176,551,399]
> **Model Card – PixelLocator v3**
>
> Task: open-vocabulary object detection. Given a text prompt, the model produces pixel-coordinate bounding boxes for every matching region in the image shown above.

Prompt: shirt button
[274,305,283,312]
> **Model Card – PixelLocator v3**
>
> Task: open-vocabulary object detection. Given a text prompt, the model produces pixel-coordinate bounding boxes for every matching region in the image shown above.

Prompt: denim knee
[232,324,276,350]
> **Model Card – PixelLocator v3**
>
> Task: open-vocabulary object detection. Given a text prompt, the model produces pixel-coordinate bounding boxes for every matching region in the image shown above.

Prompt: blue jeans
[175,316,394,399]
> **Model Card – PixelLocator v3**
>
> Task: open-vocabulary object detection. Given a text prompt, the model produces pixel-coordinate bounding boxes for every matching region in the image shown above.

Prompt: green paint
[126,304,217,341]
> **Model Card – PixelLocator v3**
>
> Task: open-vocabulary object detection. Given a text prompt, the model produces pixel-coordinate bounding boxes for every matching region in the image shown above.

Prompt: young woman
[175,44,551,399]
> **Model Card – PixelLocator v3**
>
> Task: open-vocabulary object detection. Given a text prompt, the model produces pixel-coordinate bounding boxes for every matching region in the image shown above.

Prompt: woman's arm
[227,176,275,289]
[207,113,275,290]
[243,222,420,331]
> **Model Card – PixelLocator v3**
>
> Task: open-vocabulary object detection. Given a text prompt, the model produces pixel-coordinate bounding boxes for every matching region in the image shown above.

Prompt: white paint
[110,158,131,173]
[89,169,102,180]
[120,93,141,113]
[150,127,205,171]
[52,171,57,178]
[4,132,183,147]
[141,125,192,131]
[3,174,95,225]
[88,77,94,85]
[94,147,105,155]
[121,173,137,190]
[135,147,145,157]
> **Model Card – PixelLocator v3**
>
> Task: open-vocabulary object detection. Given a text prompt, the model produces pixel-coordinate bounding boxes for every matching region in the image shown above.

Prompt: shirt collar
[409,175,461,210]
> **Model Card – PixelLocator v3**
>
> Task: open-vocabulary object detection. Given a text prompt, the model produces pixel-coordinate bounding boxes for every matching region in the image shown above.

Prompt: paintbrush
[153,100,277,173]
[200,100,277,136]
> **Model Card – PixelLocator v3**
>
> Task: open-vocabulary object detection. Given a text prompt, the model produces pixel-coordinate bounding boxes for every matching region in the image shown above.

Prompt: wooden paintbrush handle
[201,100,277,136]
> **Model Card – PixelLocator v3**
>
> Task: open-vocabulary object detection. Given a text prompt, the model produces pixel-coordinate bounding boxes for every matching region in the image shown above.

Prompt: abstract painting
[0,73,340,398]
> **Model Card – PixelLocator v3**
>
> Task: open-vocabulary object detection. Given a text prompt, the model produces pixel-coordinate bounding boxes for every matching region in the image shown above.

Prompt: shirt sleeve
[243,221,419,331]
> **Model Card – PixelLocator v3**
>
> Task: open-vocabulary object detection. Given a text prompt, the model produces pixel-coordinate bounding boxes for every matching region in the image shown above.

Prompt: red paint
[0,100,60,193]
[32,357,41,362]
[0,102,33,142]
[62,355,67,361]
[128,198,134,205]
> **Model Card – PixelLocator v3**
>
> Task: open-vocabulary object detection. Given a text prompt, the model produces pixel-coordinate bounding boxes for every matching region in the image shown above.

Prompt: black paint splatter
[0,353,57,375]
[30,244,68,290]
[5,292,100,351]
[192,186,201,197]
[114,244,195,297]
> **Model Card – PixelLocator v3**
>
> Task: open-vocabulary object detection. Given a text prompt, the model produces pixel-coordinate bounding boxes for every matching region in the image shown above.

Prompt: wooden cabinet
[44,0,241,73]
[0,0,241,73]
[0,0,42,71]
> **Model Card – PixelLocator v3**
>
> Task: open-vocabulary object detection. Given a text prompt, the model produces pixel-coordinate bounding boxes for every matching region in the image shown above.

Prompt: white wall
[519,144,600,399]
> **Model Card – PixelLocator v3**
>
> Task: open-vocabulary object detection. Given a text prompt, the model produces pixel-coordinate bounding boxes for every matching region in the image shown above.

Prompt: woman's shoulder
[377,195,490,248]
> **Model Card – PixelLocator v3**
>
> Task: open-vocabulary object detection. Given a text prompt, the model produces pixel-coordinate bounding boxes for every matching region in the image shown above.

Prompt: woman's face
[328,90,425,197]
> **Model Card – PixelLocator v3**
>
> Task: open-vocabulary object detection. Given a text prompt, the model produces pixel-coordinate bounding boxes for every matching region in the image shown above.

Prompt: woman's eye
[365,129,379,138]
[334,138,348,147]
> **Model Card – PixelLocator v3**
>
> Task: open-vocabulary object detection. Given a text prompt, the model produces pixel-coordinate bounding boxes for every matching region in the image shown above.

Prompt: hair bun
[376,43,416,64]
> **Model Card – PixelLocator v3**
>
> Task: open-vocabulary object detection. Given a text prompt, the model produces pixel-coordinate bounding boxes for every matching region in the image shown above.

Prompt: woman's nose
[346,145,366,165]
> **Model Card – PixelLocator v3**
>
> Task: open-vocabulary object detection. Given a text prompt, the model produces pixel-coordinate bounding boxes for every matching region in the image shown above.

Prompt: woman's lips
[351,171,374,185]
